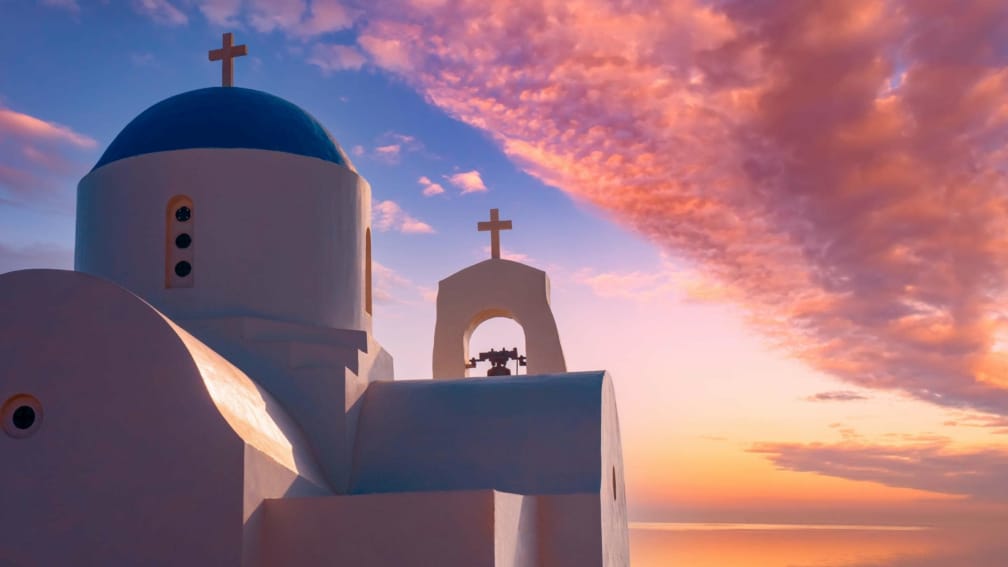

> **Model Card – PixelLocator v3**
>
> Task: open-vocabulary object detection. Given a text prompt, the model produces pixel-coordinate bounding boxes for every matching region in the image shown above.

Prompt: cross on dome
[208,32,248,87]
[478,208,512,259]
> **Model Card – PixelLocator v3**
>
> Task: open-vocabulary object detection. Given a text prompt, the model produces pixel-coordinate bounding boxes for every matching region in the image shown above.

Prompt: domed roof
[92,87,356,172]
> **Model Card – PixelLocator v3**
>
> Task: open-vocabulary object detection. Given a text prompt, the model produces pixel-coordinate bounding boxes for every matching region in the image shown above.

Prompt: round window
[175,233,192,249]
[174,261,192,277]
[175,206,192,222]
[2,394,43,438]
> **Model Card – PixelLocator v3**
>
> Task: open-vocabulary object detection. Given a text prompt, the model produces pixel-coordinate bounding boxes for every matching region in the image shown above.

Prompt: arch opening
[466,316,527,377]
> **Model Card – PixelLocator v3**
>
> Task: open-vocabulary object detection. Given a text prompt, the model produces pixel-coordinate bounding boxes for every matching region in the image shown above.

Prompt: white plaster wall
[494,492,538,567]
[0,270,243,565]
[76,149,370,331]
[242,446,329,567]
[601,371,631,566]
[260,490,498,566]
[433,259,566,379]
[177,315,394,493]
[350,372,606,495]
[0,269,331,566]
[537,494,604,566]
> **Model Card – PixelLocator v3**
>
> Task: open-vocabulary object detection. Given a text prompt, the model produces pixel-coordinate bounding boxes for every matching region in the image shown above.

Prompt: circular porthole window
[2,394,43,439]
[174,260,192,277]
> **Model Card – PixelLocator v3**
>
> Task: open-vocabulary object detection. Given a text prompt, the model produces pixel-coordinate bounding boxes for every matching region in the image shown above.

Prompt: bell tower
[432,208,567,379]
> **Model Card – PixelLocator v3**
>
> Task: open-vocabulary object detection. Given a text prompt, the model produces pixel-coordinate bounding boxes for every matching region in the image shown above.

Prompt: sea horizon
[628,520,1005,567]
[630,521,932,531]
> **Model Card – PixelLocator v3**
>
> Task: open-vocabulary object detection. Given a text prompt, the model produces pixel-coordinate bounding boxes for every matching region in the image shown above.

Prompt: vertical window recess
[166,195,194,288]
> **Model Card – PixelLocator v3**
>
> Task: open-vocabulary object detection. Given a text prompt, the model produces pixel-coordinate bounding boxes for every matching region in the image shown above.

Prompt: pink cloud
[0,107,95,203]
[418,176,445,196]
[372,200,435,234]
[0,109,96,149]
[352,0,1008,414]
[444,170,487,194]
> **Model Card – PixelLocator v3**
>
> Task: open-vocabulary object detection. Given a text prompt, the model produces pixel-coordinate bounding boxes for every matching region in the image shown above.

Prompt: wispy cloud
[444,169,487,194]
[351,0,1008,414]
[0,109,96,149]
[418,176,445,196]
[195,0,356,38]
[805,391,871,402]
[571,257,730,304]
[0,106,96,203]
[196,0,241,26]
[308,43,366,73]
[132,0,187,25]
[374,144,400,160]
[942,411,1008,434]
[372,260,435,305]
[357,132,422,164]
[372,200,435,234]
[751,440,1008,501]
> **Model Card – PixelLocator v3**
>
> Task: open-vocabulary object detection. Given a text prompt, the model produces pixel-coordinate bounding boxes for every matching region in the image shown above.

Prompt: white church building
[0,34,629,566]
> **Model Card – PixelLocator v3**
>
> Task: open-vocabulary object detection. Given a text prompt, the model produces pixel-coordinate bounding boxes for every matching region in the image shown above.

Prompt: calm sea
[629,523,1007,566]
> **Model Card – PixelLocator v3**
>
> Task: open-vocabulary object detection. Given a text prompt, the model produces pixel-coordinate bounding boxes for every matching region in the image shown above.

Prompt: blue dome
[92,87,355,172]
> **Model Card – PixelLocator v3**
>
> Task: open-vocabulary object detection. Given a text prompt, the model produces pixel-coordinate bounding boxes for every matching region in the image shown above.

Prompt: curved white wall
[76,149,370,331]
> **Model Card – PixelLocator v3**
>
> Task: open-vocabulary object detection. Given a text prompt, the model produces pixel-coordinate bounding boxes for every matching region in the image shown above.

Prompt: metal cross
[477,208,512,259]
[208,32,248,87]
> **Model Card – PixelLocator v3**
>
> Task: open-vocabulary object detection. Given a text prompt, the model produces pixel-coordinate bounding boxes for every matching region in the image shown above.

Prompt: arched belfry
[432,209,567,379]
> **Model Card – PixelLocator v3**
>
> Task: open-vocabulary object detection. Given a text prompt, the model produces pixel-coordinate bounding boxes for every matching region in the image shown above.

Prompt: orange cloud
[353,0,1008,414]
[751,439,1008,501]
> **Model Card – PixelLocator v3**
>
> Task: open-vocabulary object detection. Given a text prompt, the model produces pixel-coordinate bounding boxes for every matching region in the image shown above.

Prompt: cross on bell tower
[478,208,512,259]
[208,32,248,87]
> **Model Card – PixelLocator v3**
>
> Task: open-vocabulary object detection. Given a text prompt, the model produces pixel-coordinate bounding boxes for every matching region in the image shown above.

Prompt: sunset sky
[2,0,1007,530]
